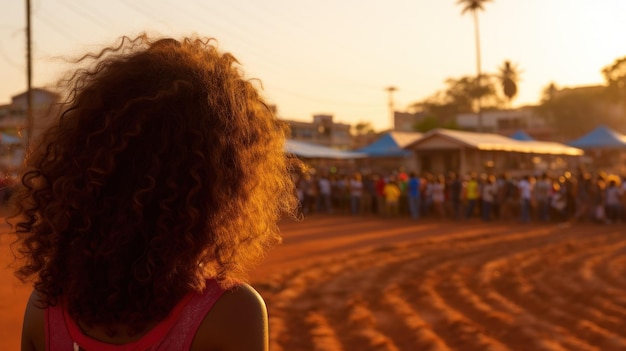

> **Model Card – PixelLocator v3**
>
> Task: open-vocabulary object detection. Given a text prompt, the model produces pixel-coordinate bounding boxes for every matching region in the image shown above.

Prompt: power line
[59,0,112,30]
[22,0,395,117]
[34,10,82,42]
[118,0,171,26]
[267,85,381,108]
[0,39,22,69]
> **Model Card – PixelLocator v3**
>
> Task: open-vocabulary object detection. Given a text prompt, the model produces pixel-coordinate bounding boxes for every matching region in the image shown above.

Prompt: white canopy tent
[285,140,366,159]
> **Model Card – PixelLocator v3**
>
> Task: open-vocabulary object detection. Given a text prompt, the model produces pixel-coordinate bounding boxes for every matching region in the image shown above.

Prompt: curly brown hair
[10,34,297,334]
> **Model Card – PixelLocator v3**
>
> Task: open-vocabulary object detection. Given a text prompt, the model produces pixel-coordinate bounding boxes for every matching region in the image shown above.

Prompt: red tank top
[45,280,226,351]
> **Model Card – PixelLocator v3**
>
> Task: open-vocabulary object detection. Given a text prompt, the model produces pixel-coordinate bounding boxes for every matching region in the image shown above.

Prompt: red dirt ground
[2,215,626,350]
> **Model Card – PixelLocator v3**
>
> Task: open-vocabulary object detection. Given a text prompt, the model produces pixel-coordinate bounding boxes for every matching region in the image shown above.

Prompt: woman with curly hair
[12,34,297,351]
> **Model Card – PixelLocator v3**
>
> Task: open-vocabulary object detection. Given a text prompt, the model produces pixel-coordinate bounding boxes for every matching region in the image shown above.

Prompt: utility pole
[26,0,34,149]
[473,10,483,133]
[385,86,397,131]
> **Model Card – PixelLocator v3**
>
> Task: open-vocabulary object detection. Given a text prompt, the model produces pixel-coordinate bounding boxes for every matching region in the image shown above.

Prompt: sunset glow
[1,0,625,130]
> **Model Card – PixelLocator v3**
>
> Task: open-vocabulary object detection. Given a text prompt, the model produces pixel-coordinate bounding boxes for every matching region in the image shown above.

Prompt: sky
[1,0,625,131]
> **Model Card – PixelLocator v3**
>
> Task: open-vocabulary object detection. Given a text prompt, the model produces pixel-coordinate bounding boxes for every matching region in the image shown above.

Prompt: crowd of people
[295,168,626,225]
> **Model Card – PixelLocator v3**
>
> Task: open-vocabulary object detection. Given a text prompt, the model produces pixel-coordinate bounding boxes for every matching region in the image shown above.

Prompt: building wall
[0,89,60,171]
[10,88,60,142]
[393,111,426,132]
[456,107,547,136]
[284,114,352,150]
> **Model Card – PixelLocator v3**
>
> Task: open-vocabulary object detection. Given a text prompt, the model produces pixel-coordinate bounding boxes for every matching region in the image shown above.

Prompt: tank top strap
[153,279,226,350]
[45,279,226,351]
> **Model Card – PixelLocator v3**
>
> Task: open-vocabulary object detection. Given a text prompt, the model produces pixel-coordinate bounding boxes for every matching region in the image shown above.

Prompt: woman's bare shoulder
[21,290,46,351]
[191,283,269,351]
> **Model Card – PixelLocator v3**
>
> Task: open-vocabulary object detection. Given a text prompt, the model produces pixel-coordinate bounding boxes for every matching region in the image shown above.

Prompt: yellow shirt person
[383,180,401,217]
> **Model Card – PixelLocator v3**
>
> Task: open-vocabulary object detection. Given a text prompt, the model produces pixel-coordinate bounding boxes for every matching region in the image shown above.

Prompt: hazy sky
[1,0,625,130]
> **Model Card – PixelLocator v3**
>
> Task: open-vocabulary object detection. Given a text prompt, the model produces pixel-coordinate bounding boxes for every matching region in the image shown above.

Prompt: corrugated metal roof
[409,128,583,156]
[388,131,423,148]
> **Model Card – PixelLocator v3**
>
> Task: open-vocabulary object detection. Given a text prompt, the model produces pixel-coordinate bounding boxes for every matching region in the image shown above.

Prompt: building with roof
[405,128,583,176]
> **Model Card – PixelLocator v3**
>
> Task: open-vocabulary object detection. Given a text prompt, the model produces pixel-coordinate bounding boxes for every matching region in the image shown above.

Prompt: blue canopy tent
[355,132,421,157]
[510,130,534,141]
[567,125,626,149]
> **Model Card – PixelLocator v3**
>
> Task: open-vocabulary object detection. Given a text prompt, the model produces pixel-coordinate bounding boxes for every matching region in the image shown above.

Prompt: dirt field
[2,215,626,350]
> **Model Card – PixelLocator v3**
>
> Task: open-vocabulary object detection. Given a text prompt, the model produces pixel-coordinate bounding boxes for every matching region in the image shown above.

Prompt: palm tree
[457,0,492,132]
[498,60,520,107]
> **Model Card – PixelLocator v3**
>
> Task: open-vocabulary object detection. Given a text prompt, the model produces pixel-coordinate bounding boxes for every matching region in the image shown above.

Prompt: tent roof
[356,131,422,157]
[510,130,534,141]
[567,125,626,149]
[285,140,366,159]
[407,128,583,156]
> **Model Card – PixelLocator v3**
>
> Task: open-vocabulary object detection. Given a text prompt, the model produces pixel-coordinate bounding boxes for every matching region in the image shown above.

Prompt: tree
[498,60,520,106]
[457,0,493,131]
[413,115,459,133]
[537,83,610,139]
[444,74,504,111]
[602,56,626,104]
[410,73,505,125]
[353,121,375,136]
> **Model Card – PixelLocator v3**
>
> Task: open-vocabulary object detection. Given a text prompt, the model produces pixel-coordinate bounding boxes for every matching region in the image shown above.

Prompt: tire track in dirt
[253,216,626,350]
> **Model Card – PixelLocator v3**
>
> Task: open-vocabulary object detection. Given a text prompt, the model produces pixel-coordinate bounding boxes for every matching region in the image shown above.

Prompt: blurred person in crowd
[298,172,317,215]
[563,171,576,217]
[465,173,480,219]
[498,173,518,221]
[492,173,504,220]
[375,174,386,216]
[11,34,298,351]
[534,173,552,222]
[349,172,363,215]
[431,174,446,219]
[335,174,350,213]
[592,174,607,223]
[572,172,592,223]
[518,175,533,223]
[551,179,568,221]
[397,171,409,215]
[318,172,333,214]
[294,173,305,216]
[449,172,463,220]
[360,173,375,215]
[481,175,497,221]
[383,176,401,217]
[407,172,421,220]
[605,179,622,223]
